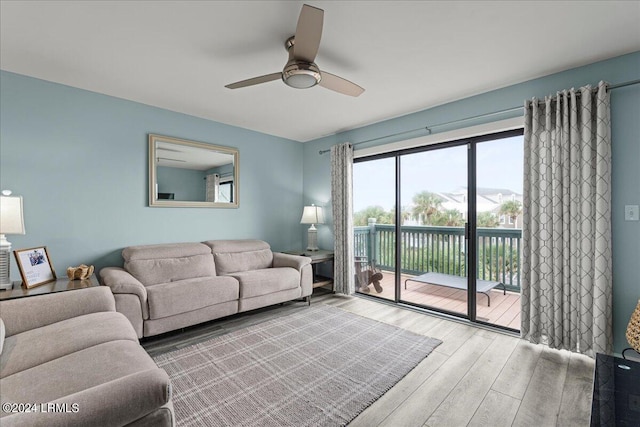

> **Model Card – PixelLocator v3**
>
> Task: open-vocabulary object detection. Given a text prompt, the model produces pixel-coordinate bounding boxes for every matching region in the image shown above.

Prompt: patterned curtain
[521,81,612,356]
[205,174,220,202]
[331,143,355,295]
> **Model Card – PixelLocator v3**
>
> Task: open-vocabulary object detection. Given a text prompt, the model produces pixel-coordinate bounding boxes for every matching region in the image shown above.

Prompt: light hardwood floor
[142,290,594,427]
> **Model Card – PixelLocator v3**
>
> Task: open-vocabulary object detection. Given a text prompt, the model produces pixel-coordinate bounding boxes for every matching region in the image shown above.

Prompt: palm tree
[499,200,522,228]
[353,206,394,226]
[477,211,499,228]
[412,191,443,225]
[432,209,464,226]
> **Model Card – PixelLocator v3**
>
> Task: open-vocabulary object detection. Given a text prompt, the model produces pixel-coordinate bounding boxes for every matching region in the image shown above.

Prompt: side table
[283,249,334,292]
[0,274,100,301]
[591,353,640,426]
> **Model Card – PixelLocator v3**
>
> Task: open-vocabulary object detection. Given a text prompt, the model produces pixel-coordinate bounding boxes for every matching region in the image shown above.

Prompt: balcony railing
[354,222,522,292]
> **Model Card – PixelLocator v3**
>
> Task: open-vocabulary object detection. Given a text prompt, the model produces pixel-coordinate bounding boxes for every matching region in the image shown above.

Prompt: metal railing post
[367,218,377,264]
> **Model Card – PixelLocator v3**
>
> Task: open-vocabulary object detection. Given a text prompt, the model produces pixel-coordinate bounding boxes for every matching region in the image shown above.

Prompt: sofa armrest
[272,252,312,271]
[0,287,115,337]
[0,368,171,427]
[100,267,149,320]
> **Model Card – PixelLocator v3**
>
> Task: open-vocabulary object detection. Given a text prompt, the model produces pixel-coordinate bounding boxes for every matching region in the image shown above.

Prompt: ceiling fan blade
[225,72,282,89]
[293,4,324,63]
[319,71,365,97]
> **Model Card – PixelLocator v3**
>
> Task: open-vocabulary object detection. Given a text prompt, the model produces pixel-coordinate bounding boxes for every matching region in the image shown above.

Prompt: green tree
[477,211,499,228]
[353,206,394,226]
[400,206,412,225]
[412,191,443,225]
[431,209,464,226]
[499,200,523,227]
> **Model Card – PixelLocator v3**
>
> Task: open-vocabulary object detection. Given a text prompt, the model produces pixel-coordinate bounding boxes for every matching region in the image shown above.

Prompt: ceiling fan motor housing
[282,60,322,89]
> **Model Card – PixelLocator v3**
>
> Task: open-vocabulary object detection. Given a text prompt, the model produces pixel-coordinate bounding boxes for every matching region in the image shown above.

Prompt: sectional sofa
[100,239,313,338]
[0,287,173,427]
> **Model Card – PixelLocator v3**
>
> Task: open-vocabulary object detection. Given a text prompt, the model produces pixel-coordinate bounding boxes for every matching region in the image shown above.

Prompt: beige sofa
[0,287,173,427]
[100,239,313,338]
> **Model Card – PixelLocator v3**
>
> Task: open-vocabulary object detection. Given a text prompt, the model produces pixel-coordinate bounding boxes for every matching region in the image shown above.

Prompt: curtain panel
[205,174,220,202]
[521,81,613,356]
[331,143,355,295]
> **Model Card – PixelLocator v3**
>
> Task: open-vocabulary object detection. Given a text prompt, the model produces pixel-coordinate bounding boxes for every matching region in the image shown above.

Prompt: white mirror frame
[148,134,239,208]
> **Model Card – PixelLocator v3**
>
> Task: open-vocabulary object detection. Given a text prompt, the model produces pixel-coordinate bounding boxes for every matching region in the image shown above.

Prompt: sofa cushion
[146,276,239,319]
[123,243,216,286]
[230,267,300,299]
[204,240,273,275]
[0,340,169,426]
[0,311,138,378]
[0,286,116,337]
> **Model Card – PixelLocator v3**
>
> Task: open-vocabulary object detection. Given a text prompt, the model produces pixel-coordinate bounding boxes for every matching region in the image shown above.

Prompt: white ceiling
[1,1,639,142]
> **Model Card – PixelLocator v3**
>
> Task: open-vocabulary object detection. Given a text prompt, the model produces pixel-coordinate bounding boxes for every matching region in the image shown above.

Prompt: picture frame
[14,246,57,289]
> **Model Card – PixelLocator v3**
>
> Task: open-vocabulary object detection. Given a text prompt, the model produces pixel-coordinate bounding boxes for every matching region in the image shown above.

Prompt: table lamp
[0,190,26,291]
[300,204,324,251]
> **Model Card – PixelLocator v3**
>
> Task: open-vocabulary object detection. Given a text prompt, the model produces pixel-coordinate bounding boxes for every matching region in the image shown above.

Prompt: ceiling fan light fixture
[282,61,321,89]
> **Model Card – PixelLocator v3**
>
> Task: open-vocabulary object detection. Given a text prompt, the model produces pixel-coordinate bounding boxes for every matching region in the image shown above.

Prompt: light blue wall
[303,52,640,354]
[0,71,305,275]
[156,166,206,201]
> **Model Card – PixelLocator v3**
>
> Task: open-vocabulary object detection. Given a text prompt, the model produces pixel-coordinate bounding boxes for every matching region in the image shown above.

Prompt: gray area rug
[153,304,442,426]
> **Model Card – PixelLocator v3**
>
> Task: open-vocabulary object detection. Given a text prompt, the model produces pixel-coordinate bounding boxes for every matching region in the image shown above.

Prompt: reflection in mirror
[149,134,239,208]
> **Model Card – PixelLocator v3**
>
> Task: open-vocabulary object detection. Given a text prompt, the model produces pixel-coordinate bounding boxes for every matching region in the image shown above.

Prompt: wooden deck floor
[357,271,521,330]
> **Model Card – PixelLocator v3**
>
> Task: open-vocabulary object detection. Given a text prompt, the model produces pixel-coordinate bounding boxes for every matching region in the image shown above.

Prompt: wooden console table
[0,275,99,301]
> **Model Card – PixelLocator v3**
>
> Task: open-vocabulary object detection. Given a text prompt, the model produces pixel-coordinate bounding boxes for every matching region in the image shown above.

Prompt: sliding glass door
[399,144,468,317]
[352,129,523,331]
[474,135,524,329]
[353,157,395,301]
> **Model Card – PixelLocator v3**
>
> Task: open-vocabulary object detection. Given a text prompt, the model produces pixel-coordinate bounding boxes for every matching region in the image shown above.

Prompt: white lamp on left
[0,190,26,291]
[300,204,324,251]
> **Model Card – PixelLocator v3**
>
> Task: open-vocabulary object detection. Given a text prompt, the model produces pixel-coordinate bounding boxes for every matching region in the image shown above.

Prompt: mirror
[149,134,239,208]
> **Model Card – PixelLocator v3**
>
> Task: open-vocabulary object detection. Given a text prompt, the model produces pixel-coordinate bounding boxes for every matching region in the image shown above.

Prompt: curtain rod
[318,78,640,155]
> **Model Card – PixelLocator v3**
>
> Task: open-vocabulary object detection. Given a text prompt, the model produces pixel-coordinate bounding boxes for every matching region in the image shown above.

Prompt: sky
[353,135,524,212]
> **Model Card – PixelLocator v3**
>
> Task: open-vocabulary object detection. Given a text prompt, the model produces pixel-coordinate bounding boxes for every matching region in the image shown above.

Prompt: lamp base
[306,227,319,251]
[0,237,12,290]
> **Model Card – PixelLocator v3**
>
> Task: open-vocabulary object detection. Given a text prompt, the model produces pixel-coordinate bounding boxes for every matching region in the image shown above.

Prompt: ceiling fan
[225,4,364,97]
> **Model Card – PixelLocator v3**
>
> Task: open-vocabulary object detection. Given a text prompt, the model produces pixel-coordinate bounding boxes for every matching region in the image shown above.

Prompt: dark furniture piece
[283,250,334,292]
[0,275,99,301]
[591,353,640,426]
[404,272,505,306]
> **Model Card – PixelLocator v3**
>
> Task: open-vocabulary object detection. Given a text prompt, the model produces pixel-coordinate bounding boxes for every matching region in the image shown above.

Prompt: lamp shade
[0,192,26,235]
[300,205,325,225]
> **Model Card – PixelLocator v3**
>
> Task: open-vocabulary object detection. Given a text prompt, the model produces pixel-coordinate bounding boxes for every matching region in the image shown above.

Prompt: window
[353,127,523,332]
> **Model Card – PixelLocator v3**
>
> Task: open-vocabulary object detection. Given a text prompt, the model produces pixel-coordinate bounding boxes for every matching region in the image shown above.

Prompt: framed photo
[14,246,57,289]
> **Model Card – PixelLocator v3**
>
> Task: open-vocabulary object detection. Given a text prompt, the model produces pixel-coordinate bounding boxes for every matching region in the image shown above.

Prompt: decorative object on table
[354,256,383,293]
[153,305,441,427]
[300,204,324,251]
[66,264,95,280]
[13,246,56,289]
[0,190,26,291]
[622,299,640,359]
